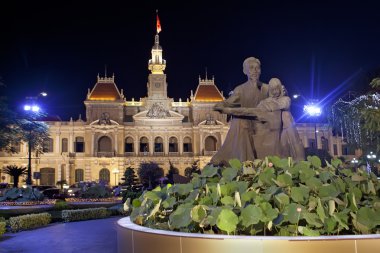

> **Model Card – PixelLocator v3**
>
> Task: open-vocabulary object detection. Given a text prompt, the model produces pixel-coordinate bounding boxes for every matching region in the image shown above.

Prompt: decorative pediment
[133,110,184,126]
[146,102,171,118]
[89,119,120,126]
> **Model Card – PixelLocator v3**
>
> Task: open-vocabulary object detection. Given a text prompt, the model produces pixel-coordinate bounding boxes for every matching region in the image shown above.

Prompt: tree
[17,118,50,185]
[330,78,380,154]
[2,165,27,188]
[122,167,138,188]
[166,161,179,184]
[138,162,164,190]
[184,160,201,178]
[0,97,21,152]
[0,96,50,185]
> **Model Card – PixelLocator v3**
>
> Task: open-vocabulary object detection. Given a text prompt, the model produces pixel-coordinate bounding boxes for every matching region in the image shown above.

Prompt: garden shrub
[61,207,110,222]
[129,156,380,236]
[9,213,51,232]
[0,222,6,236]
[54,200,71,210]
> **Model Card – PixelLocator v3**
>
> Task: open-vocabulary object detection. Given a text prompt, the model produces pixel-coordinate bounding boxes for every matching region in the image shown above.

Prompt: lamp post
[23,92,48,185]
[112,168,120,186]
[366,151,377,175]
[303,100,321,149]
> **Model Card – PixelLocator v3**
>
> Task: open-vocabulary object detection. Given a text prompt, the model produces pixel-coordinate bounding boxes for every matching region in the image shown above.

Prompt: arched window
[61,138,68,152]
[169,137,178,152]
[99,168,110,183]
[75,137,85,153]
[43,138,54,153]
[183,137,192,152]
[139,137,149,153]
[124,137,134,153]
[98,136,112,152]
[205,136,217,151]
[154,137,163,152]
[75,169,84,182]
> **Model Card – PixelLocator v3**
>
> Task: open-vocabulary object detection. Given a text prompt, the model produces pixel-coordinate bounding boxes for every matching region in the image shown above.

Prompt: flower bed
[65,197,122,203]
[117,217,380,253]
[0,199,56,206]
[127,157,380,236]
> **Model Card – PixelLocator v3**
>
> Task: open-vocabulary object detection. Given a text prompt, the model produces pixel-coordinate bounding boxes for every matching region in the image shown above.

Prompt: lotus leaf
[260,202,279,222]
[201,165,219,177]
[298,226,320,236]
[216,208,239,234]
[291,186,309,204]
[275,174,293,187]
[191,205,207,223]
[240,204,262,227]
[229,159,242,170]
[319,184,339,199]
[169,203,193,229]
[222,167,239,182]
[162,196,176,209]
[221,196,235,206]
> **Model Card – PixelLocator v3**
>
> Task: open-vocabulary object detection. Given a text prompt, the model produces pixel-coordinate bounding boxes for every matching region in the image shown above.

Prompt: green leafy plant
[61,207,110,222]
[0,186,44,202]
[129,156,380,236]
[2,165,27,188]
[9,213,51,232]
[0,221,5,236]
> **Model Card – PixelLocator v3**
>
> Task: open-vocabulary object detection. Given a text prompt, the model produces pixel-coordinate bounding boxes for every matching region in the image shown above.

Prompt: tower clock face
[155,83,161,88]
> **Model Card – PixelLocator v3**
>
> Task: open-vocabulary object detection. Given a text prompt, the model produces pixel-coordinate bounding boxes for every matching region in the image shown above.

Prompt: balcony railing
[97,152,115,157]
[204,151,217,156]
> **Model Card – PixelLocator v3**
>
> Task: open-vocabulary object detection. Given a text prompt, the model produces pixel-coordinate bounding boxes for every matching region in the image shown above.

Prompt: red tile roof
[88,82,122,101]
[193,83,224,102]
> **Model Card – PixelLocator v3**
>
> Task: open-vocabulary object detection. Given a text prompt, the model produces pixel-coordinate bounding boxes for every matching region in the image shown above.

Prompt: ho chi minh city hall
[0,27,351,186]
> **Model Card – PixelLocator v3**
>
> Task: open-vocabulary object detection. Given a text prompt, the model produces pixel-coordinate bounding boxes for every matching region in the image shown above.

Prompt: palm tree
[2,165,27,188]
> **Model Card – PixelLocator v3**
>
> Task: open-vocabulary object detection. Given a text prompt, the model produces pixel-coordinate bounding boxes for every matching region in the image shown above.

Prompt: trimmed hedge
[9,213,51,232]
[0,222,5,236]
[61,207,110,222]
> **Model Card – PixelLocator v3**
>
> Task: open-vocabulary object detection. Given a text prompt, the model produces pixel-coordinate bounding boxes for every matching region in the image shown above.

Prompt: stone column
[179,136,183,155]
[69,133,74,153]
[85,164,91,181]
[65,164,70,184]
[114,131,118,154]
[92,131,95,156]
[55,132,61,155]
[149,136,154,155]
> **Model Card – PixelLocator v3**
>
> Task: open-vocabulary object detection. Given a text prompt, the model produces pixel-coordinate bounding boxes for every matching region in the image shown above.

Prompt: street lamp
[112,168,120,186]
[366,152,377,175]
[303,100,322,149]
[23,92,48,185]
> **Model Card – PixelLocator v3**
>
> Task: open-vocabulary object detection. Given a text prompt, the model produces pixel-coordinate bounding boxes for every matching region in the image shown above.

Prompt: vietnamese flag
[156,14,162,33]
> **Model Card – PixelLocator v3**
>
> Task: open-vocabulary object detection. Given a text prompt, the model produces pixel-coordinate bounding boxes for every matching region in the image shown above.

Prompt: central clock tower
[144,32,172,110]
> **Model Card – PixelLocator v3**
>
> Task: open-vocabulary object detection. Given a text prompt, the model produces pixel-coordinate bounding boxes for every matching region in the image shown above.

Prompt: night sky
[1,1,379,121]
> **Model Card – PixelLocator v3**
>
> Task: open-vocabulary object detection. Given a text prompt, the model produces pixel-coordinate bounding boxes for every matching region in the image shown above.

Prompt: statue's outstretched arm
[214,90,241,112]
[221,107,264,117]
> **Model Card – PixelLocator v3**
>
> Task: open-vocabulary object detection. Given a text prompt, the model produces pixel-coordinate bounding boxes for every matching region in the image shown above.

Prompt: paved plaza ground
[0,216,121,253]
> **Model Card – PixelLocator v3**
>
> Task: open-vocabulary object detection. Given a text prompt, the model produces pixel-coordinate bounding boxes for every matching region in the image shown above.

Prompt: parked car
[32,185,57,192]
[41,188,67,199]
[67,183,82,197]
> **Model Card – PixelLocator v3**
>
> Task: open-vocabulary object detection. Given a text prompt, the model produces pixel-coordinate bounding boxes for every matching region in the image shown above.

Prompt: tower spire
[148,11,166,74]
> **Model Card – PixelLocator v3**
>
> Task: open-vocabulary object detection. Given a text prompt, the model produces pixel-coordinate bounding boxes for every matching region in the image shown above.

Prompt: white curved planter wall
[117,217,380,253]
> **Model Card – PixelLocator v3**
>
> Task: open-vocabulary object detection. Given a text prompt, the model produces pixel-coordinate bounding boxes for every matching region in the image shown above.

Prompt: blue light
[31,105,40,112]
[303,104,321,117]
[24,105,31,111]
